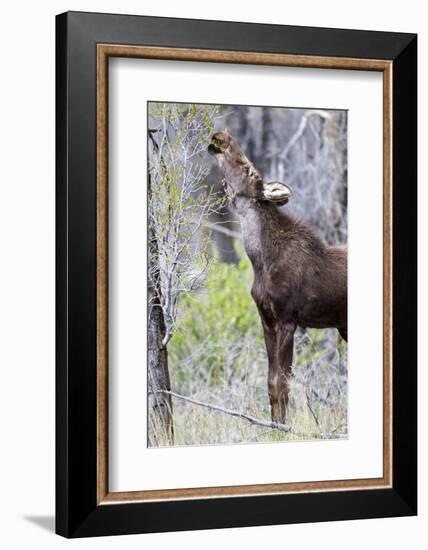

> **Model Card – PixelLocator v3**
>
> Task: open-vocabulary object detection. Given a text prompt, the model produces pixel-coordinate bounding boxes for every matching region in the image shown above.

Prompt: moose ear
[262,181,292,205]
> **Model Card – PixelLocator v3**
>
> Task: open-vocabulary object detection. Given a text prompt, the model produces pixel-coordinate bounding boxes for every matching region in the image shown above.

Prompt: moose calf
[208,131,347,424]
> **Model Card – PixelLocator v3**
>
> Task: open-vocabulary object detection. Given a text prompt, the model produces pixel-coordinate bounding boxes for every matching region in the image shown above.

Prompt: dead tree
[147,135,173,445]
[206,166,240,264]
[147,104,221,444]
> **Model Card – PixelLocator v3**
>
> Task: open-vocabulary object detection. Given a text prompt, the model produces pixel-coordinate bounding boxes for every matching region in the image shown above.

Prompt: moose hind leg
[269,325,295,424]
[269,366,291,425]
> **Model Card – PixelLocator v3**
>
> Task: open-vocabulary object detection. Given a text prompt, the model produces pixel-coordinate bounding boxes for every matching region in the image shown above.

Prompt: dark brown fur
[209,132,347,423]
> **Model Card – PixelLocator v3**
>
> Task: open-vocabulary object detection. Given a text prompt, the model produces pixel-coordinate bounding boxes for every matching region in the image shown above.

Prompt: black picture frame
[56,10,417,538]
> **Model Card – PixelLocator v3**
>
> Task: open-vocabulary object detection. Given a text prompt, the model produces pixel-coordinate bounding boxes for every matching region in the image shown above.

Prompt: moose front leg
[269,324,295,424]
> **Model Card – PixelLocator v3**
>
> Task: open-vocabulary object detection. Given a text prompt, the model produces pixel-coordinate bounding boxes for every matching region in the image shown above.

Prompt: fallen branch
[150,389,345,440]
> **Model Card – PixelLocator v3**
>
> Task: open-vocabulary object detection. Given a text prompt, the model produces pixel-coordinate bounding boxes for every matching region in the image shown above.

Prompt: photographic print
[147,102,348,448]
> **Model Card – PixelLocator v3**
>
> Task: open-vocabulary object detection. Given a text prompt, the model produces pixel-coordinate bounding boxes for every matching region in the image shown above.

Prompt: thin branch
[206,223,242,240]
[305,388,323,433]
[280,110,331,160]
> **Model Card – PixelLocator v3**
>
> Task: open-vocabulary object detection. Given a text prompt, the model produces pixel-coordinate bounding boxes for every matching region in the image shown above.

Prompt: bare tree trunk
[147,282,174,445]
[147,131,174,445]
[207,167,240,264]
[206,105,257,265]
[260,107,277,178]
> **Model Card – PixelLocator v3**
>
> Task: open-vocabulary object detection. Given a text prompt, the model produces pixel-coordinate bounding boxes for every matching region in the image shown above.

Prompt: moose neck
[216,149,292,270]
[234,198,290,271]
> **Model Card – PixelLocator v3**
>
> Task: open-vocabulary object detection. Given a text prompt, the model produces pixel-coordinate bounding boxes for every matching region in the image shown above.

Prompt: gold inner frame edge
[96,44,393,505]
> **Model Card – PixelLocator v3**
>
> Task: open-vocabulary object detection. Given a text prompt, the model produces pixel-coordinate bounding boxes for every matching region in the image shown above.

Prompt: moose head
[208,131,292,206]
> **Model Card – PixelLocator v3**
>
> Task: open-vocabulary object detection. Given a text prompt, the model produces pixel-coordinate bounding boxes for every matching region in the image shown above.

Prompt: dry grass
[149,326,347,448]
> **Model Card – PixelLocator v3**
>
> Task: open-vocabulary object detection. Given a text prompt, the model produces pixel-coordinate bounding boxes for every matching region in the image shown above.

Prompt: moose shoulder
[208,131,347,424]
